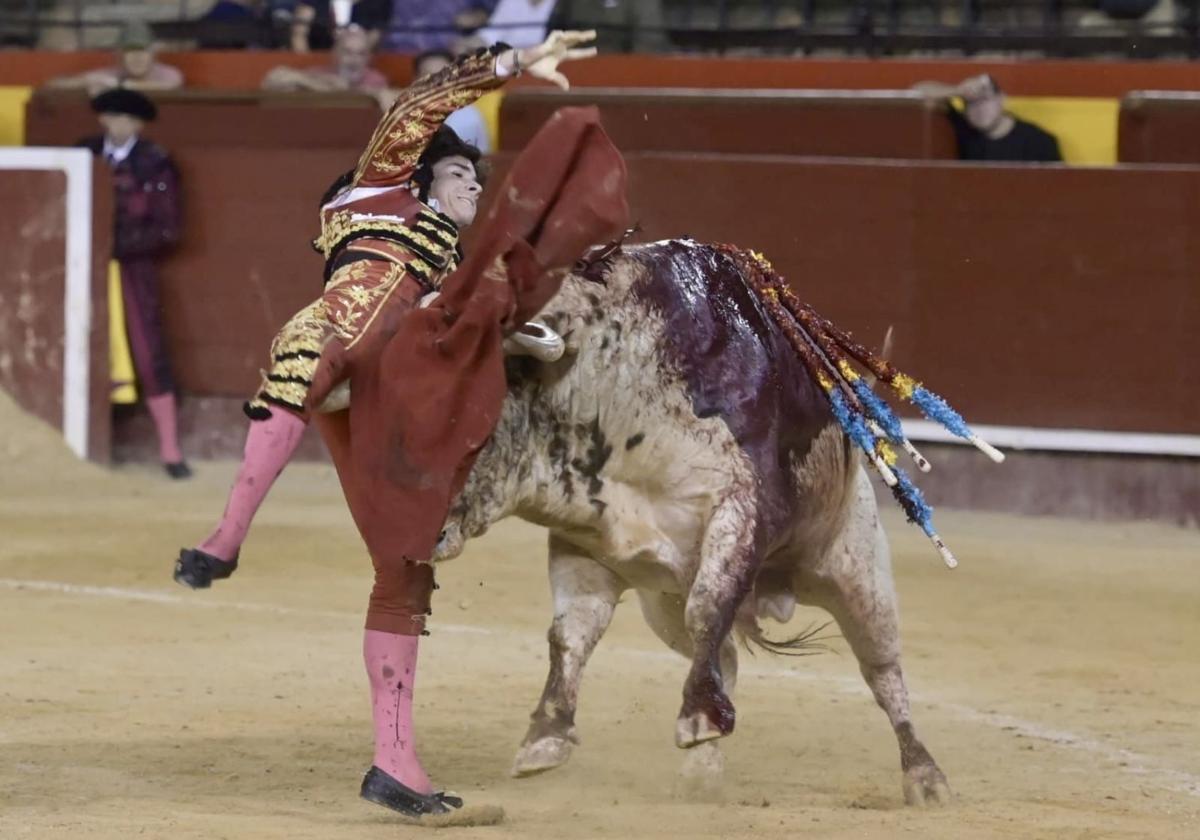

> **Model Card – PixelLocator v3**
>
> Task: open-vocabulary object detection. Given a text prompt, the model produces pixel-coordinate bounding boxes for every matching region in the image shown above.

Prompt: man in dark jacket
[914,74,1062,163]
[79,88,190,478]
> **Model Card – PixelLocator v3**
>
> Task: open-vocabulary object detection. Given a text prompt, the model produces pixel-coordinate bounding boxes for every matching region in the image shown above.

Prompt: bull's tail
[721,245,1003,569]
[741,618,835,658]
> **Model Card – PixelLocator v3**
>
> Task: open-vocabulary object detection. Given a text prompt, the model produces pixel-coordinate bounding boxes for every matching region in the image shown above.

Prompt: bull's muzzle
[433,523,466,562]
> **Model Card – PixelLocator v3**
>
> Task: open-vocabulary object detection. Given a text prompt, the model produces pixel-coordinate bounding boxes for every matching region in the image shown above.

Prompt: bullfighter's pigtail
[722,246,1003,569]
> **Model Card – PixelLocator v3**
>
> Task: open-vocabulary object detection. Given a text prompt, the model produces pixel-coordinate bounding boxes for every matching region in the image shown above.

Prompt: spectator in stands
[405,49,492,152]
[77,89,190,480]
[201,0,260,23]
[1084,0,1164,24]
[47,21,183,96]
[914,74,1062,162]
[547,0,669,53]
[382,0,494,52]
[262,24,389,101]
[195,0,269,48]
[470,0,555,49]
[199,0,278,48]
[286,0,391,51]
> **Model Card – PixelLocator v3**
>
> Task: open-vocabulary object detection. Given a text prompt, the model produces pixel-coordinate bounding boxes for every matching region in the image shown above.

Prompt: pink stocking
[145,392,183,464]
[197,409,307,562]
[364,629,432,794]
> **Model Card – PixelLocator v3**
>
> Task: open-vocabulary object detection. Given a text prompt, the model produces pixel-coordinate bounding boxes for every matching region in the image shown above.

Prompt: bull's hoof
[902,763,952,807]
[677,673,736,749]
[674,711,726,749]
[672,741,725,801]
[511,735,575,778]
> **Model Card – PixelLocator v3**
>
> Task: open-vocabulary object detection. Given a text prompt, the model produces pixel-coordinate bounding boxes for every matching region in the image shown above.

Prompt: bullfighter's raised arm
[353,31,597,188]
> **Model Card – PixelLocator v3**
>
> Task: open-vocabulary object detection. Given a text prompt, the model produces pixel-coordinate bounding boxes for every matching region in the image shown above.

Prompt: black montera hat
[91,87,157,122]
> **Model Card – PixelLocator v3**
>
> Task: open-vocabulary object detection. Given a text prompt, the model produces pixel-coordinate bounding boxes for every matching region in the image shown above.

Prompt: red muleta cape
[315,106,629,575]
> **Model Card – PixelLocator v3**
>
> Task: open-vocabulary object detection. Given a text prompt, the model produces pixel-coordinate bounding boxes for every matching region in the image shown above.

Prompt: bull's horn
[316,381,350,413]
[504,321,565,362]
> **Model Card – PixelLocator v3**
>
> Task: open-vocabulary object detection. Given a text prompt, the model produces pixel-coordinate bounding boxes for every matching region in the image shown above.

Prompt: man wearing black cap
[79,88,190,479]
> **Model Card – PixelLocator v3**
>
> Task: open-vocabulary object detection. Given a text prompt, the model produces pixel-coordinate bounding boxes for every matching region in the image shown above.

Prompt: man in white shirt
[475,0,556,48]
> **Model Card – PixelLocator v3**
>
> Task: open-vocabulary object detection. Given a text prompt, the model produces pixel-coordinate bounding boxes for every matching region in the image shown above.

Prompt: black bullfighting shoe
[173,548,238,589]
[360,766,464,818]
[164,461,192,480]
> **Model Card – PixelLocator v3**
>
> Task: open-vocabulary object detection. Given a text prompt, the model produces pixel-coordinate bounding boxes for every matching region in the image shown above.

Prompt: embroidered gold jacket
[314,46,508,287]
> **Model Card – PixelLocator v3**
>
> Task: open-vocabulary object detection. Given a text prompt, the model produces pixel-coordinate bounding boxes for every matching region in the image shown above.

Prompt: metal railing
[2,1,1198,58]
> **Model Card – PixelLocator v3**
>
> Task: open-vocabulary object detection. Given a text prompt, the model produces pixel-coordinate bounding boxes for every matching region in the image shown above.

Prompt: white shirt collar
[102,135,137,164]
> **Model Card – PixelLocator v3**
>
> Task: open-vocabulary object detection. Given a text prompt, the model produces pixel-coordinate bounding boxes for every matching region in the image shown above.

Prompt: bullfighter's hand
[515,30,598,91]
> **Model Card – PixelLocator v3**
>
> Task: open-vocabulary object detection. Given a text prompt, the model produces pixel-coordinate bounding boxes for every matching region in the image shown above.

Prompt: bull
[433,238,951,806]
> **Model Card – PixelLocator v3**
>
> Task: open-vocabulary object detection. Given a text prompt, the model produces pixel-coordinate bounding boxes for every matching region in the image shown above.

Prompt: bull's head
[433,320,568,562]
[318,324,564,417]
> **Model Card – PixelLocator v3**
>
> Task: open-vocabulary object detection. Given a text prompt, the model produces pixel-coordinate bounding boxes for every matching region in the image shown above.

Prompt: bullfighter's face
[428,154,483,227]
[98,113,144,147]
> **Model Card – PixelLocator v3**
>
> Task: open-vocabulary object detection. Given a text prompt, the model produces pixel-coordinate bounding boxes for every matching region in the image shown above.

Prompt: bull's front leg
[639,591,737,798]
[512,534,626,778]
[676,492,758,749]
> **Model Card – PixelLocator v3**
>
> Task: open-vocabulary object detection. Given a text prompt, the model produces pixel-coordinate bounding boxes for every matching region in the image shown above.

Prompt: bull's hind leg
[800,470,951,806]
[512,535,625,778]
[676,493,757,749]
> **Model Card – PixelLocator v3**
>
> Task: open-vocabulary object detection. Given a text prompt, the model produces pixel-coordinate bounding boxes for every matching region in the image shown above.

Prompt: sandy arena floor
[1,394,1198,839]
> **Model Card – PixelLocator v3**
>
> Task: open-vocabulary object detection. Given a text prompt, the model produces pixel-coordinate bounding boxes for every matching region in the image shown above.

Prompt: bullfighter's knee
[247,300,331,418]
[364,559,435,636]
